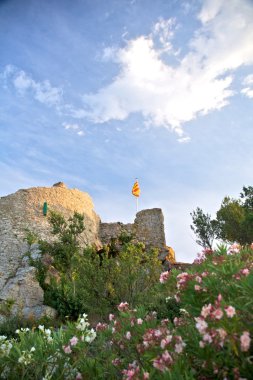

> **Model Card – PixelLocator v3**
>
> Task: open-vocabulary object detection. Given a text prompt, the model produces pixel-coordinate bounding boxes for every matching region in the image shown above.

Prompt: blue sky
[1,0,253,262]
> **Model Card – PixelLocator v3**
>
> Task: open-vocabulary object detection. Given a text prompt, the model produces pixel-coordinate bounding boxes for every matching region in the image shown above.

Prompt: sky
[0,0,253,263]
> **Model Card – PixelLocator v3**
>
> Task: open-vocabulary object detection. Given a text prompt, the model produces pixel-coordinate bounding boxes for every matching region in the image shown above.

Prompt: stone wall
[99,208,167,257]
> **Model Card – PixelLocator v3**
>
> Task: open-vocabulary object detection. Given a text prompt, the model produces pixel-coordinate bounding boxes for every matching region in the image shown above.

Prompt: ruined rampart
[0,183,170,320]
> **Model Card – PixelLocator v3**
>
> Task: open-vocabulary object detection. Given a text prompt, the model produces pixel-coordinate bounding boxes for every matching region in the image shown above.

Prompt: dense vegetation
[191,186,253,249]
[0,187,252,379]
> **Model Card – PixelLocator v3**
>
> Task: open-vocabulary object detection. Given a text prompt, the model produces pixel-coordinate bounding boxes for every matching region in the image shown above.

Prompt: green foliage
[0,244,252,379]
[34,212,162,320]
[0,298,15,317]
[190,207,219,249]
[23,229,39,245]
[191,185,253,246]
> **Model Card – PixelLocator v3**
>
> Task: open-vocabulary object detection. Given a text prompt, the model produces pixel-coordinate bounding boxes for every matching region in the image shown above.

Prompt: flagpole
[136,196,138,213]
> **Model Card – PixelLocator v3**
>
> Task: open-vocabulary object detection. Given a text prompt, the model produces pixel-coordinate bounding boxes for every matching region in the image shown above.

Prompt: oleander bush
[0,244,252,379]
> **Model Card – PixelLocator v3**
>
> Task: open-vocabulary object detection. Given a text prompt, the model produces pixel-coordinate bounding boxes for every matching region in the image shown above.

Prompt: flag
[132,180,140,197]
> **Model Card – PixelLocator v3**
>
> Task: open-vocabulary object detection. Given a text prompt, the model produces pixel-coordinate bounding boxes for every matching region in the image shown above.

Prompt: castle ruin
[0,183,171,320]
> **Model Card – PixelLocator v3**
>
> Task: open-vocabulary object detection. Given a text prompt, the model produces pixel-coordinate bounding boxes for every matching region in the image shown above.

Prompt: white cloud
[1,66,62,107]
[241,73,253,98]
[63,122,84,135]
[73,0,253,138]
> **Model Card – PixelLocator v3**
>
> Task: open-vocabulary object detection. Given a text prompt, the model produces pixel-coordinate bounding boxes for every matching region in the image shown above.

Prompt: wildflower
[63,345,72,354]
[109,313,115,321]
[217,328,227,344]
[153,350,173,372]
[195,317,208,334]
[85,329,96,343]
[38,325,45,332]
[122,362,140,379]
[143,372,149,379]
[112,358,122,366]
[195,276,202,283]
[203,333,212,343]
[117,302,129,312]
[137,318,143,325]
[45,328,51,336]
[159,271,170,284]
[240,331,251,352]
[30,346,36,352]
[160,335,172,349]
[76,314,90,331]
[69,336,78,346]
[194,285,201,291]
[76,373,82,380]
[173,317,183,326]
[212,308,223,320]
[201,304,212,318]
[241,268,250,276]
[96,322,108,331]
[126,331,131,340]
[225,306,236,318]
[228,243,240,254]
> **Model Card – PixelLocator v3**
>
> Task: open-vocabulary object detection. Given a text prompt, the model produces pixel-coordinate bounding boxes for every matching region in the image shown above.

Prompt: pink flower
[153,351,172,372]
[109,313,115,321]
[160,335,172,349]
[194,285,201,291]
[241,268,250,276]
[195,276,202,283]
[118,302,129,312]
[201,304,212,318]
[76,373,82,380]
[203,333,212,343]
[137,318,143,325]
[122,363,140,380]
[228,243,240,255]
[143,372,149,379]
[225,306,236,318]
[175,342,185,353]
[126,331,131,340]
[212,308,223,320]
[96,322,108,331]
[217,328,227,341]
[112,358,122,366]
[217,294,222,302]
[240,331,251,352]
[63,345,72,354]
[195,317,208,334]
[159,271,170,283]
[69,336,78,346]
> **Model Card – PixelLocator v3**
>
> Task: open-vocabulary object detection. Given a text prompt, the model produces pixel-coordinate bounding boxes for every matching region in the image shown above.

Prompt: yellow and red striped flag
[132,180,140,197]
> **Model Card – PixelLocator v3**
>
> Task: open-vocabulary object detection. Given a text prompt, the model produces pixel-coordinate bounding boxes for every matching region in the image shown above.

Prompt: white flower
[30,347,36,352]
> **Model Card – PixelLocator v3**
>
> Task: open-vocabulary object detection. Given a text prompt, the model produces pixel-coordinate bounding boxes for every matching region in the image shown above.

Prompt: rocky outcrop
[0,183,100,320]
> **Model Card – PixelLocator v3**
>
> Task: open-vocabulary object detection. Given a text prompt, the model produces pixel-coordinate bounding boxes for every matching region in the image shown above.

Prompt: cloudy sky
[1,0,253,262]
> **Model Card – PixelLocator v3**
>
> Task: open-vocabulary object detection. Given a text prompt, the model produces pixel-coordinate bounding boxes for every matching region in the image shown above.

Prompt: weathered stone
[0,183,101,320]
[0,183,174,321]
[99,208,168,257]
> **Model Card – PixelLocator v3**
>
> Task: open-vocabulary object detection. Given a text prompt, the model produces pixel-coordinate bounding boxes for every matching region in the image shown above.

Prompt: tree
[217,187,253,244]
[190,207,218,249]
[191,186,253,248]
